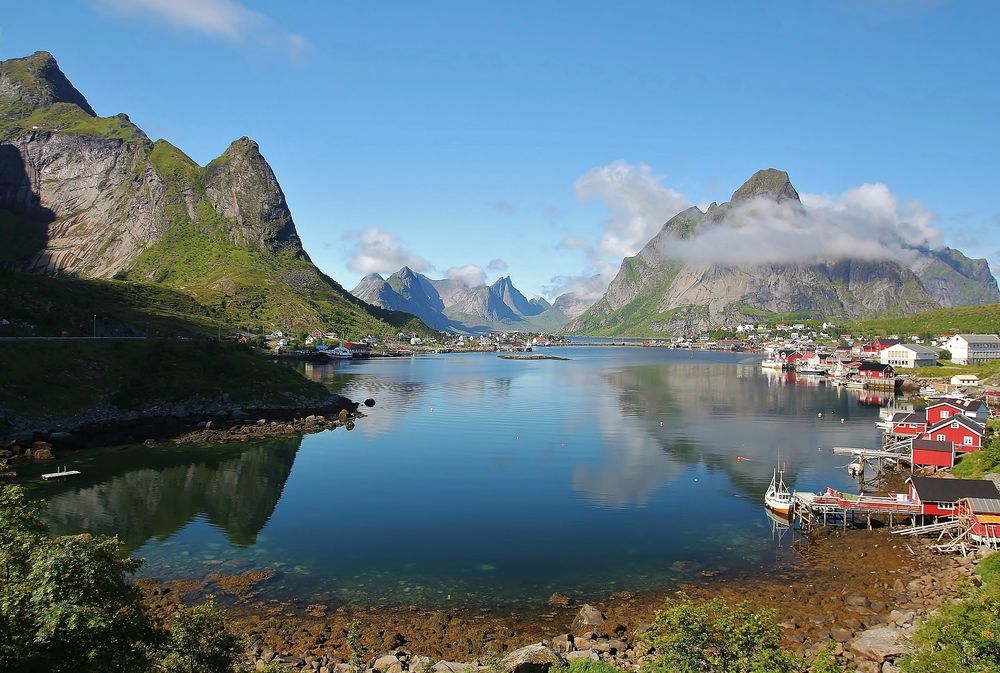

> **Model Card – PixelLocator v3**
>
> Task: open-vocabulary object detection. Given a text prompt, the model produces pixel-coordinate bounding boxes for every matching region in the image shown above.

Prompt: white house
[880,343,940,369]
[950,374,980,387]
[944,334,1000,365]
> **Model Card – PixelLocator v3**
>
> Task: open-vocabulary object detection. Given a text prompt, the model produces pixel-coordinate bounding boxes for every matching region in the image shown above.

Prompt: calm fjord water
[31,348,883,607]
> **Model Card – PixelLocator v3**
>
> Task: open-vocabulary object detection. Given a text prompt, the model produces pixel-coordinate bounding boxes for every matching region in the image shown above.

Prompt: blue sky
[3,1,998,299]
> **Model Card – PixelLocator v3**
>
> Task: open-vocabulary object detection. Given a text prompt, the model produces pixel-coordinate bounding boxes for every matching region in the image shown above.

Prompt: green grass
[0,339,331,423]
[1,103,147,142]
[978,552,1000,586]
[848,303,1000,338]
[0,270,221,338]
[952,421,1000,479]
[910,360,1000,380]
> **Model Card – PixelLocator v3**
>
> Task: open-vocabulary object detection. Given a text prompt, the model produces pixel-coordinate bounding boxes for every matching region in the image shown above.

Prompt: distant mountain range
[351,268,593,333]
[569,169,1000,336]
[0,51,429,337]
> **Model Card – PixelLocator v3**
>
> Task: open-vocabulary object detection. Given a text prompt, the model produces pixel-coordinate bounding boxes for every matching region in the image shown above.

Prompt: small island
[497,353,571,361]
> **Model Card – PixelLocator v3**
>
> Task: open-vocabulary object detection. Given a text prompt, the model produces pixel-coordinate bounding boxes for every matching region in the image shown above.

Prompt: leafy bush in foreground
[638,596,800,673]
[0,485,247,673]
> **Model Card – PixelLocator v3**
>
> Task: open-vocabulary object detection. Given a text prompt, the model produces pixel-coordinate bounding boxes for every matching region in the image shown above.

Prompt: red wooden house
[956,498,1000,546]
[906,477,1000,516]
[890,411,927,437]
[911,439,955,469]
[860,338,900,354]
[925,400,965,426]
[858,361,895,380]
[921,414,985,453]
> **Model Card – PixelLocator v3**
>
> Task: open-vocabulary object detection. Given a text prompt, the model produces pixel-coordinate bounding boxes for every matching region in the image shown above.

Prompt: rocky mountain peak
[0,51,96,120]
[730,168,800,204]
[361,272,384,282]
[204,136,304,256]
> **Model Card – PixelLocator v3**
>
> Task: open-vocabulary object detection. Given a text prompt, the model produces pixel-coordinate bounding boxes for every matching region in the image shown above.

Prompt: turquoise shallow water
[25,347,888,607]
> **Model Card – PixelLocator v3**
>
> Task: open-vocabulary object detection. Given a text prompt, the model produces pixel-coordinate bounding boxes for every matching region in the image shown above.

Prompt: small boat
[764,462,793,516]
[798,365,825,375]
[324,345,354,359]
[875,418,893,432]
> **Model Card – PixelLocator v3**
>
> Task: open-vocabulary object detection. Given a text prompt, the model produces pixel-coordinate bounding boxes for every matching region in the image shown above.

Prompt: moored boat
[764,463,793,516]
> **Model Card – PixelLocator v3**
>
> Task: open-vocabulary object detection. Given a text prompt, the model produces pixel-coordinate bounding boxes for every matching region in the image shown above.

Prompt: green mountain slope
[0,51,429,338]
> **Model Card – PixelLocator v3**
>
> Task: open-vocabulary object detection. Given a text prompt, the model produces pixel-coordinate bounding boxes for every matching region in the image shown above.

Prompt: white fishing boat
[325,345,354,359]
[798,365,825,375]
[764,462,792,516]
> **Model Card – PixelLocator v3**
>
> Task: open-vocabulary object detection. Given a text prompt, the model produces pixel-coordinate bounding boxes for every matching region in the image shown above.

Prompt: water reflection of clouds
[570,362,876,506]
[571,400,687,508]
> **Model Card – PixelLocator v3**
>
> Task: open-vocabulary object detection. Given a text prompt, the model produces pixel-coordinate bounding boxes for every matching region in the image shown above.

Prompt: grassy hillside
[123,141,430,339]
[0,339,331,425]
[847,303,1000,337]
[0,270,221,338]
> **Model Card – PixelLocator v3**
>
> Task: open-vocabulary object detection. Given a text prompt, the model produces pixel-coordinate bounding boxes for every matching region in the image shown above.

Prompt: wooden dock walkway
[792,488,921,531]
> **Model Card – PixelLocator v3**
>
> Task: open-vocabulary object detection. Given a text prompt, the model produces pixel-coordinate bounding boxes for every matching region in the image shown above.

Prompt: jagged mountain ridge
[569,168,1000,336]
[0,51,430,336]
[351,268,587,333]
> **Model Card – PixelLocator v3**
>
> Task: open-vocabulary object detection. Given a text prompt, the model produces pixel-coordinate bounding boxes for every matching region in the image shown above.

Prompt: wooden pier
[792,488,921,532]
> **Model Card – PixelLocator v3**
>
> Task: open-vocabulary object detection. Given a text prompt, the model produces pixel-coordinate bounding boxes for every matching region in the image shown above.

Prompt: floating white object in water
[817,412,823,417]
[841,419,845,423]
[660,421,664,426]
[818,446,822,451]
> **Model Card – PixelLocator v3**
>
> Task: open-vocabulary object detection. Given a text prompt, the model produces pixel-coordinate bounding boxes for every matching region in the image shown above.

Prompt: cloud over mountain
[663,182,942,266]
[344,228,432,275]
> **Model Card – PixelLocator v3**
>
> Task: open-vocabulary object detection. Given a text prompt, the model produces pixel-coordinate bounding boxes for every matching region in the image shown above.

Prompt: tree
[639,596,800,673]
[154,596,246,673]
[0,485,157,673]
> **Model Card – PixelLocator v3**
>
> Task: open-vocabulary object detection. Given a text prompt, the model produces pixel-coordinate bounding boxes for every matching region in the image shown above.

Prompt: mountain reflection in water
[23,348,885,606]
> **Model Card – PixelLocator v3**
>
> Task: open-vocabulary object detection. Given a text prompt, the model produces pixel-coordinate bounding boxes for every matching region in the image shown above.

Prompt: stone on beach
[501,644,563,673]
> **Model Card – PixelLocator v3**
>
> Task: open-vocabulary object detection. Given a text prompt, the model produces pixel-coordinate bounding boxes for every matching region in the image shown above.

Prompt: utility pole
[93,314,96,339]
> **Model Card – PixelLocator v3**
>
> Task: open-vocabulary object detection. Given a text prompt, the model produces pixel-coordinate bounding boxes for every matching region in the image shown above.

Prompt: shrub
[899,584,1000,673]
[154,596,246,673]
[638,596,800,673]
[0,485,156,673]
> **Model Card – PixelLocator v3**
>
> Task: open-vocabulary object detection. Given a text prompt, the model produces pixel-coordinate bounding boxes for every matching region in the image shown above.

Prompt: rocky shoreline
[0,395,370,468]
[136,528,986,673]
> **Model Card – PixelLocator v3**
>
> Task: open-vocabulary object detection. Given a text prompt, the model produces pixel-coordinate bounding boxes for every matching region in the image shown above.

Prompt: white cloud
[446,264,487,288]
[543,273,608,303]
[575,161,690,259]
[95,0,308,56]
[662,182,942,266]
[487,258,508,271]
[344,228,431,275]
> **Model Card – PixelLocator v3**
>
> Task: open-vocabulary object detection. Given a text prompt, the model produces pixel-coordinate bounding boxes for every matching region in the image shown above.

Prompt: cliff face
[569,169,1000,336]
[0,51,429,335]
[2,123,166,276]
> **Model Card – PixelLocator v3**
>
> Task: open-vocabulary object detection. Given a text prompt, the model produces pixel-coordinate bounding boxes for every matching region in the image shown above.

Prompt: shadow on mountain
[40,436,301,550]
[0,143,54,266]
